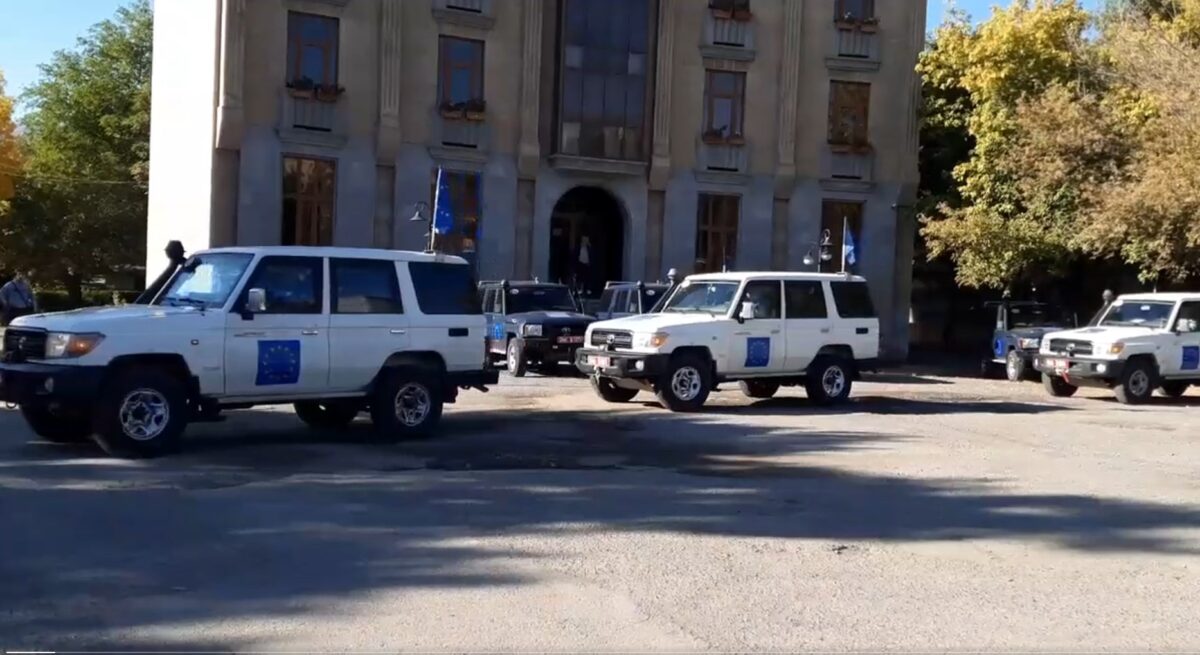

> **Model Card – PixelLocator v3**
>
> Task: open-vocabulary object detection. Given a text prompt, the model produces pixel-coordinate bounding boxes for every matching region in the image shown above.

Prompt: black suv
[590,280,673,320]
[983,300,1076,381]
[479,280,594,377]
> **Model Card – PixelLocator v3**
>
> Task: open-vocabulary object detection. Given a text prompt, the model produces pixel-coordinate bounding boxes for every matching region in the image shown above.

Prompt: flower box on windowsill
[288,87,315,100]
[313,86,345,103]
[711,6,752,22]
[835,17,879,32]
[829,142,873,155]
[464,99,487,122]
[703,132,746,146]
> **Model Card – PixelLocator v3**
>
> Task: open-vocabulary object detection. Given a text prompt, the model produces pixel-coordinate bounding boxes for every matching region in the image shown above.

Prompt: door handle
[820,328,831,334]
[234,331,265,338]
[300,329,320,336]
[390,329,407,335]
[734,331,751,336]
[770,329,781,335]
[448,327,469,337]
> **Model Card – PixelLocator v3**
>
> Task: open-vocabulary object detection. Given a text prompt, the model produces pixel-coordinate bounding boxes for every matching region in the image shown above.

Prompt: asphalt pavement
[1,371,1198,651]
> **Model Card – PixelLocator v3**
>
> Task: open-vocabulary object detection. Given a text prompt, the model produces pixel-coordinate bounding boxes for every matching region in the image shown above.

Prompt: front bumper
[0,361,105,405]
[575,348,670,379]
[993,348,1040,364]
[1033,354,1124,382]
[517,337,586,363]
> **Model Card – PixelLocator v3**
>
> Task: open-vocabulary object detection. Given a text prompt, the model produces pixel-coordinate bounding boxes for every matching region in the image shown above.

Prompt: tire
[1042,373,1078,398]
[805,355,854,406]
[739,380,780,399]
[1005,349,1027,382]
[19,403,92,443]
[655,353,712,412]
[979,358,998,379]
[91,367,189,458]
[369,368,445,440]
[1158,381,1190,398]
[1114,359,1155,405]
[591,376,639,403]
[294,400,361,429]
[506,340,527,378]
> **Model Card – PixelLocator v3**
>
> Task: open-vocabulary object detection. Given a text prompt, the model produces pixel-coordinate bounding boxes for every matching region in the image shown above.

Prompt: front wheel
[506,340,527,378]
[294,400,361,429]
[591,377,639,403]
[655,354,712,412]
[1042,373,1078,398]
[1005,350,1027,382]
[1159,381,1190,398]
[20,404,92,443]
[805,356,853,406]
[739,380,780,399]
[370,369,445,440]
[1114,359,1155,405]
[92,368,189,458]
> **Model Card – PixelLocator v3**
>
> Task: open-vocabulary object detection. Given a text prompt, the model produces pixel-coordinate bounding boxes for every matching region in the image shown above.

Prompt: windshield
[1099,301,1175,328]
[507,287,578,313]
[156,253,254,309]
[1008,304,1069,328]
[661,281,740,314]
[641,286,668,311]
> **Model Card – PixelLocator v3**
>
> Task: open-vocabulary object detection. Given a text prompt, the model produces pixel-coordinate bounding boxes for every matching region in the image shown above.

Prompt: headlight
[1108,342,1125,355]
[1018,337,1041,349]
[635,332,669,349]
[0,328,5,354]
[44,332,105,358]
[522,324,543,337]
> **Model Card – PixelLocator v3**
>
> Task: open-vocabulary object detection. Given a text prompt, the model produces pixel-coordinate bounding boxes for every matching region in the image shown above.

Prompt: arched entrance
[548,186,624,298]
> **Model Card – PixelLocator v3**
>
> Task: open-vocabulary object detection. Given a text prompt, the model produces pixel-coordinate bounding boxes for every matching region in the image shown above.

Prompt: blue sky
[2,1,1103,108]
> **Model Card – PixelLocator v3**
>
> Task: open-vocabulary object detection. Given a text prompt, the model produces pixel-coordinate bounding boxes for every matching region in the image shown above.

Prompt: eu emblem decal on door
[745,337,771,368]
[1183,346,1200,371]
[256,340,302,386]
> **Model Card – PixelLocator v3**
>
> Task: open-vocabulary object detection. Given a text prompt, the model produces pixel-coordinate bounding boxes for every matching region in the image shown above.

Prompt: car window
[407,262,482,315]
[331,259,403,314]
[831,281,876,319]
[625,290,641,313]
[740,281,782,320]
[1100,300,1174,328]
[598,288,615,312]
[507,286,578,313]
[157,252,253,309]
[785,281,828,319]
[240,256,323,314]
[641,286,664,312]
[1176,302,1200,333]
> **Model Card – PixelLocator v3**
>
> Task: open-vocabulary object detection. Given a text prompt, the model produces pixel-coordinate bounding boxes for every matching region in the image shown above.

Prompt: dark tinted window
[241,256,324,315]
[408,262,482,315]
[507,286,578,313]
[786,281,828,319]
[740,281,782,320]
[831,281,876,318]
[331,259,403,314]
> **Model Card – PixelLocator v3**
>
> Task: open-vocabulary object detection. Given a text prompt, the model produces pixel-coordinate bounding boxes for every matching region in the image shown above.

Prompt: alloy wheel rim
[1129,370,1150,397]
[507,344,518,371]
[119,388,170,441]
[822,366,846,397]
[671,367,702,401]
[394,383,431,427]
[1007,352,1019,377]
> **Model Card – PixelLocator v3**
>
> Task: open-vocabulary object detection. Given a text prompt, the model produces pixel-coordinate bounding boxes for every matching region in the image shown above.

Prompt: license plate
[1053,358,1069,373]
[589,355,611,369]
[557,336,584,344]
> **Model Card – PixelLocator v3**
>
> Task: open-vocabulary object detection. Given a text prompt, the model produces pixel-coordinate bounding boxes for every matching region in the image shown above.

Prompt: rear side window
[785,281,827,319]
[408,262,482,315]
[331,259,403,314]
[831,281,876,319]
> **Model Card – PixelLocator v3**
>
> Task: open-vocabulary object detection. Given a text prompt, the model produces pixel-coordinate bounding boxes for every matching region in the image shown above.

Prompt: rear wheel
[20,403,92,443]
[591,377,639,403]
[294,400,361,429]
[1158,381,1190,398]
[805,355,853,406]
[92,368,189,458]
[655,353,711,412]
[739,380,780,399]
[1042,373,1078,398]
[1005,350,1027,382]
[1114,359,1155,405]
[369,368,444,440]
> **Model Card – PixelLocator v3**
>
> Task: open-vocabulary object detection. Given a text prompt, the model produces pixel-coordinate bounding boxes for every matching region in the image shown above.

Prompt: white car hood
[11,304,203,332]
[1044,325,1158,343]
[592,312,728,332]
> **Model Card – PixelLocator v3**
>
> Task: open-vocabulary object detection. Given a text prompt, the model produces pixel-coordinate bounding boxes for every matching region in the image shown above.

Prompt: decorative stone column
[214,0,245,150]
[774,0,802,199]
[517,0,543,180]
[648,0,676,191]
[377,0,403,163]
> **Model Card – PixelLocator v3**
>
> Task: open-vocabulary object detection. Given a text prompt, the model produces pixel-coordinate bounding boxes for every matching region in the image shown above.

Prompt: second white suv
[0,246,497,457]
[576,272,880,411]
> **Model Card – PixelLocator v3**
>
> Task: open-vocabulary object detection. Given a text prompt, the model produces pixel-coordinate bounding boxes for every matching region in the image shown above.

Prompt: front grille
[3,328,47,362]
[591,329,633,348]
[549,324,585,338]
[1048,338,1094,356]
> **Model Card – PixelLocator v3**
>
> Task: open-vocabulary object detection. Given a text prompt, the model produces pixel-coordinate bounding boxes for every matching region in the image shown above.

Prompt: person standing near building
[0,271,38,325]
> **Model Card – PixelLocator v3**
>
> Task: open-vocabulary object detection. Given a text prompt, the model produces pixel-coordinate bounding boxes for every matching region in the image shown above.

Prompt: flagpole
[430,168,442,253]
[841,215,847,274]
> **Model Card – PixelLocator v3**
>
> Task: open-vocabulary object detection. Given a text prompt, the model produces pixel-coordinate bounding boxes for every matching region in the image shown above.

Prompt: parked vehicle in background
[1034,292,1200,404]
[479,280,594,377]
[982,300,1076,382]
[0,246,497,457]
[576,272,880,411]
[593,280,671,320]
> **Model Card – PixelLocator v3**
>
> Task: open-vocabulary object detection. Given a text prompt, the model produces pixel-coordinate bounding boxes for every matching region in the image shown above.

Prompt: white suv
[1035,292,1200,404]
[576,272,880,411]
[0,246,497,457]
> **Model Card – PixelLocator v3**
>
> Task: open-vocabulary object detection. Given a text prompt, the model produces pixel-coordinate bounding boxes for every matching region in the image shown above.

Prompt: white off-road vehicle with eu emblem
[576,272,880,411]
[0,246,497,457]
[1034,292,1200,404]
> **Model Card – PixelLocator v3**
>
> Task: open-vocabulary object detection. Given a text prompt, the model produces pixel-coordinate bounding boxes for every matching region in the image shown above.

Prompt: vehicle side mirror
[1179,318,1198,333]
[245,288,267,316]
[739,301,757,322]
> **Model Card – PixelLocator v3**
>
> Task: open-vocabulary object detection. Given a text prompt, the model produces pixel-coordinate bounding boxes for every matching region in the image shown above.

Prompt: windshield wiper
[165,297,207,308]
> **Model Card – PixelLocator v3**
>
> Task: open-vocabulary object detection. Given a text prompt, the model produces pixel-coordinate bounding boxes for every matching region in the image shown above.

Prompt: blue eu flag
[256,340,302,386]
[843,222,858,268]
[433,167,455,236]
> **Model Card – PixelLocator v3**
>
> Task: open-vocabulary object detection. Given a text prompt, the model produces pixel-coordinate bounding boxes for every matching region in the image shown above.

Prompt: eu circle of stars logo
[257,340,302,386]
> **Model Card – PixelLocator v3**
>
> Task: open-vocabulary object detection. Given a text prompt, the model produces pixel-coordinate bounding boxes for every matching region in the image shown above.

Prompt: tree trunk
[64,272,83,307]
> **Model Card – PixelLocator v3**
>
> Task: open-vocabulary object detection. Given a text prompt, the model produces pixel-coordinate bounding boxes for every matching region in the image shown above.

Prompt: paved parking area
[1,373,1198,651]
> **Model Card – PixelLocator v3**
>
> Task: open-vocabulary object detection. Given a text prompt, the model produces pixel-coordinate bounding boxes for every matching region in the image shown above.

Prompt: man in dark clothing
[0,272,37,326]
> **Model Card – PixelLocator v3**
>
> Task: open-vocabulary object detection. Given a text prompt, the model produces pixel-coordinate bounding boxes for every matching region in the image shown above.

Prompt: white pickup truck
[576,272,880,411]
[0,246,497,457]
[1034,292,1200,404]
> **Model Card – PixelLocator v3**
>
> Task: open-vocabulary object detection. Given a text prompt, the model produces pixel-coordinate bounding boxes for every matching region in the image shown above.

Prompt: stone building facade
[146,0,925,357]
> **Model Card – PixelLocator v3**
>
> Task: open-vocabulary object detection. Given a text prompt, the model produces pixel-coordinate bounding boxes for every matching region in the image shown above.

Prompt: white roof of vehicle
[1116,292,1200,303]
[192,246,468,264]
[686,271,868,283]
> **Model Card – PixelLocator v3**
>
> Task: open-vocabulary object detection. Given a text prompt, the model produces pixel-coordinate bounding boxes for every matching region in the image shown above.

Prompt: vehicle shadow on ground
[637,393,1070,417]
[1,403,1197,647]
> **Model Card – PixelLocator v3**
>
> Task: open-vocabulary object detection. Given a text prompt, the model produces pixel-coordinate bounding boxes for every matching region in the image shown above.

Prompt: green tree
[0,0,151,301]
[0,70,19,201]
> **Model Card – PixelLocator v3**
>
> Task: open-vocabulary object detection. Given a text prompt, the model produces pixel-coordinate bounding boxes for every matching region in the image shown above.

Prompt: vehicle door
[404,261,486,372]
[728,280,786,375]
[224,256,330,396]
[829,280,880,360]
[482,288,505,355]
[1165,301,1200,378]
[783,280,833,373]
[327,258,409,391]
